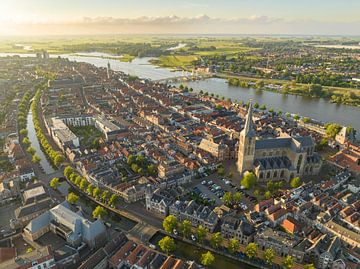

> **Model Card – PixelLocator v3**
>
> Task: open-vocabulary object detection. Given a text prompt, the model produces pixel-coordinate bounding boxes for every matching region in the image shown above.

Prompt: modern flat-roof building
[24,201,106,249]
[50,118,79,151]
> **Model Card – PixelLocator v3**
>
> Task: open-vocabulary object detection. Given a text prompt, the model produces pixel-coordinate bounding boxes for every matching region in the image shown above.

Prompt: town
[0,51,359,269]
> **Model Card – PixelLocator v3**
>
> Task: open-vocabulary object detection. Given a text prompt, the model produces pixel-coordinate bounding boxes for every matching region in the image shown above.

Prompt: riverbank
[217,73,360,107]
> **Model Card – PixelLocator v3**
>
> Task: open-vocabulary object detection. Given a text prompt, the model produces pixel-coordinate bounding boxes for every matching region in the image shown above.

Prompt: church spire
[242,101,256,137]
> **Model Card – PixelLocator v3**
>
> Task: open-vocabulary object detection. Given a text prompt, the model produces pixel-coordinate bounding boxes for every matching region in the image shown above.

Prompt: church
[237,103,322,182]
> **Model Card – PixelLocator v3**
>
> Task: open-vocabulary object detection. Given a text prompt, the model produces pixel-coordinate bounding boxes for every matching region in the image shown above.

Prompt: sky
[0,0,359,36]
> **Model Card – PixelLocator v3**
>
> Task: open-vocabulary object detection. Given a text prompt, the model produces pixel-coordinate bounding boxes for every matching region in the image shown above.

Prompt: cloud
[0,15,359,36]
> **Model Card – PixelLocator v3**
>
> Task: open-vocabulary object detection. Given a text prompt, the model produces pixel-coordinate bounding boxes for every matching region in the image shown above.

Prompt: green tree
[217,166,225,176]
[245,243,258,259]
[200,251,215,267]
[290,177,301,188]
[294,114,300,121]
[210,232,223,249]
[101,190,109,203]
[32,154,41,164]
[127,154,136,165]
[27,146,36,155]
[67,192,79,204]
[19,129,28,136]
[50,177,60,189]
[22,137,31,145]
[282,255,294,269]
[263,248,275,265]
[304,264,316,269]
[64,166,74,179]
[74,175,82,186]
[79,178,88,191]
[222,192,233,206]
[196,225,207,244]
[158,236,175,255]
[87,184,94,195]
[163,215,178,233]
[264,191,272,200]
[325,123,341,138]
[54,154,64,167]
[303,117,311,123]
[241,172,257,190]
[233,192,242,204]
[181,220,192,238]
[109,194,118,207]
[93,187,101,199]
[228,238,240,254]
[92,206,106,219]
[285,112,291,119]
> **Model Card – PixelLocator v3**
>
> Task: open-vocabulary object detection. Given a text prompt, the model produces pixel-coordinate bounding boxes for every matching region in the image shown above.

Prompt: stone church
[237,103,322,181]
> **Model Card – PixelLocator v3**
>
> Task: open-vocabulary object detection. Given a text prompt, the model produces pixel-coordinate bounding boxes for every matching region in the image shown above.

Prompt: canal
[150,232,257,269]
[26,109,55,174]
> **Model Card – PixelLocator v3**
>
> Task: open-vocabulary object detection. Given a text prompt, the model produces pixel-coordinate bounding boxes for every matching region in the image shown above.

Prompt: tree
[87,184,94,195]
[32,154,41,164]
[222,192,232,206]
[127,154,136,165]
[200,251,215,267]
[109,194,118,207]
[92,206,106,219]
[19,129,28,136]
[245,243,258,259]
[67,192,79,204]
[181,220,192,238]
[101,190,109,203]
[264,191,272,200]
[54,155,64,167]
[93,187,101,199]
[285,112,291,119]
[294,114,300,121]
[217,166,225,176]
[282,255,294,269]
[27,146,36,155]
[263,248,275,265]
[260,105,266,111]
[196,225,207,244]
[233,192,242,203]
[163,215,177,233]
[304,264,316,269]
[303,117,311,123]
[290,177,301,188]
[22,137,31,145]
[79,178,88,191]
[74,175,82,186]
[158,236,175,255]
[64,166,74,179]
[228,238,240,254]
[325,123,341,138]
[50,177,60,189]
[210,232,223,249]
[241,172,257,190]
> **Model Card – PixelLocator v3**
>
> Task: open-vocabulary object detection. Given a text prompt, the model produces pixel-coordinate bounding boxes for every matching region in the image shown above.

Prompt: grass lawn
[69,125,104,148]
[150,55,199,69]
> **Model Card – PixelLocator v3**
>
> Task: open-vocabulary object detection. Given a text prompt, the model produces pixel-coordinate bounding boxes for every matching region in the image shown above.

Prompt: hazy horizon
[1,0,359,36]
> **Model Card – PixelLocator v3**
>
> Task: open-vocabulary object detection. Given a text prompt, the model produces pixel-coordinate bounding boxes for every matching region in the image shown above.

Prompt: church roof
[241,102,256,138]
[254,156,293,170]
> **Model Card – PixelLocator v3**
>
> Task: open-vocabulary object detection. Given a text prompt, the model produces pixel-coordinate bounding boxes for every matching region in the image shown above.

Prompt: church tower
[237,102,256,174]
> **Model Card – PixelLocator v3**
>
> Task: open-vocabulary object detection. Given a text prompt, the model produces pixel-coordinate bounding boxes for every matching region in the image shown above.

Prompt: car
[208,180,214,185]
[173,229,178,235]
[149,244,156,249]
[201,180,206,185]
[191,234,196,241]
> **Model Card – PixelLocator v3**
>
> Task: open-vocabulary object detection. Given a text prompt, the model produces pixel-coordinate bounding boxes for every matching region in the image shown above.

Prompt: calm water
[2,52,359,134]
[150,232,256,269]
[175,78,360,134]
[27,110,55,174]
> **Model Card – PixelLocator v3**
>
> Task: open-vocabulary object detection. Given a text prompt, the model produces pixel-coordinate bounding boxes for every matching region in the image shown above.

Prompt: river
[26,109,55,174]
[2,52,359,134]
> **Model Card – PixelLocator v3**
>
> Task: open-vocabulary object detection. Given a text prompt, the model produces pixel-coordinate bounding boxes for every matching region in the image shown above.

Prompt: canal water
[150,232,257,269]
[26,110,55,174]
[2,52,359,133]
